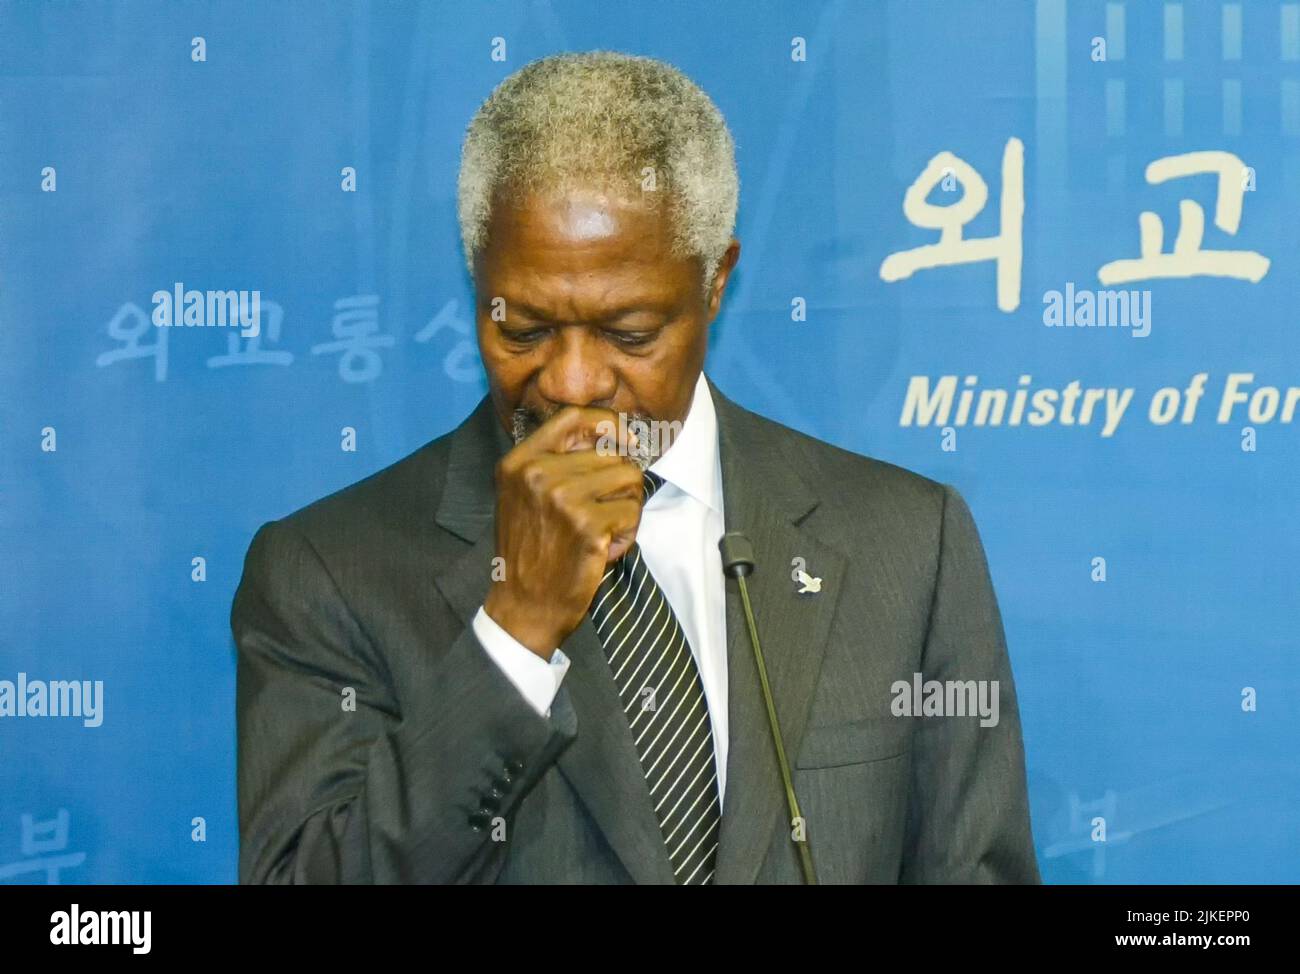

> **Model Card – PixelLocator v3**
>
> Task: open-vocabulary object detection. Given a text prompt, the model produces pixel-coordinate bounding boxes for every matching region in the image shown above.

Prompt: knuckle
[544,480,569,508]
[521,461,547,492]
[570,508,593,535]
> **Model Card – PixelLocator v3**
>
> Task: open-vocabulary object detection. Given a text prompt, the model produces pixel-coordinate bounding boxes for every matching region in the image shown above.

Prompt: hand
[483,406,645,659]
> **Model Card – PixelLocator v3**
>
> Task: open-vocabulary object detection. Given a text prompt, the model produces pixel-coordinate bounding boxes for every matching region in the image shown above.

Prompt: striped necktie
[588,470,722,885]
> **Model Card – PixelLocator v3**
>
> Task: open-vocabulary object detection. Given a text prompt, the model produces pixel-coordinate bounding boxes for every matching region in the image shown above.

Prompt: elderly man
[233,50,1039,885]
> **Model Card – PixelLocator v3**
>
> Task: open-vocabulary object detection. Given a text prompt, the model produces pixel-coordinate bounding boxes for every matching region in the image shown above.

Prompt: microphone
[719,531,818,885]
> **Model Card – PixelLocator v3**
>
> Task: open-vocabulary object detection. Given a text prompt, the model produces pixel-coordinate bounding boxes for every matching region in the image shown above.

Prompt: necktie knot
[642,470,665,502]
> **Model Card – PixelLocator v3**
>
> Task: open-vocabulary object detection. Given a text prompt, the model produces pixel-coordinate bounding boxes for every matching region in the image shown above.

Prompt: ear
[705,238,741,322]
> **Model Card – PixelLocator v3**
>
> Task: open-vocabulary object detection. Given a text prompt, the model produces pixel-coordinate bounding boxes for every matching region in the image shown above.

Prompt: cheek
[646,327,702,376]
[478,347,531,401]
[477,329,531,376]
[620,341,698,415]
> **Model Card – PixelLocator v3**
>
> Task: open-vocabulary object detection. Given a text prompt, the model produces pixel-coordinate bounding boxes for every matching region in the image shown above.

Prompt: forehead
[478,186,696,314]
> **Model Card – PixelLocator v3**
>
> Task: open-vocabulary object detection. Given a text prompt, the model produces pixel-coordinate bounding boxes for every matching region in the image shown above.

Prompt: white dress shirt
[473,370,730,806]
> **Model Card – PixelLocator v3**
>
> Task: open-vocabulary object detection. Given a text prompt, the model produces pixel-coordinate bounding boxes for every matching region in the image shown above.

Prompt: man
[233,50,1039,884]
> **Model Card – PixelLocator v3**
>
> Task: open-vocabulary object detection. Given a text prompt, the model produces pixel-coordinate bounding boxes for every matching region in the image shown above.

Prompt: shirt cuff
[472,605,571,718]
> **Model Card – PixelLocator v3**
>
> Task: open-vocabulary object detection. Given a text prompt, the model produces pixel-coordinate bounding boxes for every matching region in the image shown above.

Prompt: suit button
[481,789,504,812]
[468,810,493,831]
[491,776,513,793]
[505,759,525,775]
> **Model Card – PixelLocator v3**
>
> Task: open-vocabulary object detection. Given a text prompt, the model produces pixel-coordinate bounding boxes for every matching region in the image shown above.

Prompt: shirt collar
[647,370,723,515]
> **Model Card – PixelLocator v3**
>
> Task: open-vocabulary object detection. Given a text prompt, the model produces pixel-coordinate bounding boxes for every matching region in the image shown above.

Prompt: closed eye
[609,331,655,347]
[503,327,550,345]
[499,323,660,348]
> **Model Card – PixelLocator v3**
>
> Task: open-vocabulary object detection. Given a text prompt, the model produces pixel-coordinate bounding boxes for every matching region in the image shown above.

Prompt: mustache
[509,404,556,442]
[510,405,659,471]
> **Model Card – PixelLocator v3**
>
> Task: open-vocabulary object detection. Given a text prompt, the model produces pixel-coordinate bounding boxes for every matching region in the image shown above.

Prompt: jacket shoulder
[254,415,469,559]
[733,398,952,519]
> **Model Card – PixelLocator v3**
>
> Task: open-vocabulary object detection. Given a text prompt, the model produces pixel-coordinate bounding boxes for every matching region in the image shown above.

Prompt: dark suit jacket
[232,376,1040,884]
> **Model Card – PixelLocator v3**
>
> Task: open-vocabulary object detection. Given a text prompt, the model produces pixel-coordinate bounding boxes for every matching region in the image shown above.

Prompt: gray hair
[457,50,739,298]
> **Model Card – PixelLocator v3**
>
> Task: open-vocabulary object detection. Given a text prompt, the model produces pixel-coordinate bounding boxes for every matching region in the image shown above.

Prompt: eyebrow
[497,297,675,323]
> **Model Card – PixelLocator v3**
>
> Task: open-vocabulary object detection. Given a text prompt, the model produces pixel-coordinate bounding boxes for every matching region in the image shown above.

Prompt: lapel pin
[795,568,822,594]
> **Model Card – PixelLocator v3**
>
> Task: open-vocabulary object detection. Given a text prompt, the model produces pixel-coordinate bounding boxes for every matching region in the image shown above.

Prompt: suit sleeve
[232,519,578,884]
[899,485,1040,884]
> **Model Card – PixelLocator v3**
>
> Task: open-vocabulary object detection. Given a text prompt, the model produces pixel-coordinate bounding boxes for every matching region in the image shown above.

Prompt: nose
[535,327,617,408]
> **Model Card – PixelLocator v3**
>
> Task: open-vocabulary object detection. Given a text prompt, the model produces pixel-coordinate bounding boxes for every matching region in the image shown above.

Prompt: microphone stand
[720,531,818,885]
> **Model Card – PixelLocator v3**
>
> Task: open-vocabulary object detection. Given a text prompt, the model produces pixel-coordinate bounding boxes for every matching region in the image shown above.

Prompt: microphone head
[719,531,756,578]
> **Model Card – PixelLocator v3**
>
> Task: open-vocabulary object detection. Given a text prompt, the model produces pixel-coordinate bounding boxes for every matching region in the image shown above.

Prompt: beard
[510,405,660,471]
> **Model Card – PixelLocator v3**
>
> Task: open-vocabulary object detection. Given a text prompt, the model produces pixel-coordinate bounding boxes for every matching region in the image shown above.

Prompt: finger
[531,405,640,457]
[569,459,646,503]
[531,446,641,484]
[599,499,645,563]
[594,497,643,539]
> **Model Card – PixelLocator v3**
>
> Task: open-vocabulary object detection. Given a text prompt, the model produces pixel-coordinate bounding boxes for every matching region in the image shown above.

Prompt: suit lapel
[430,397,675,885]
[707,378,846,885]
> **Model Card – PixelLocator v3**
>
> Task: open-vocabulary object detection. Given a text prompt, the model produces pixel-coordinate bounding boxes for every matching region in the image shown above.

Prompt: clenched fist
[483,406,646,659]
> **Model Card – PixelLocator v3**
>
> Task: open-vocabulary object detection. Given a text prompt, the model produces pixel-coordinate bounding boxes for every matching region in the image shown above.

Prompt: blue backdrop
[2,0,1296,883]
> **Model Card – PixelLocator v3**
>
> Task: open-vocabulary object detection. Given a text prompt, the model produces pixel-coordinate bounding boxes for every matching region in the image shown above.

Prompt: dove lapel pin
[795,567,822,595]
